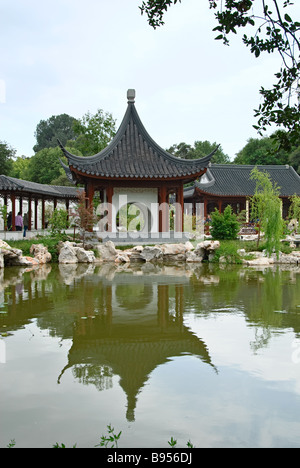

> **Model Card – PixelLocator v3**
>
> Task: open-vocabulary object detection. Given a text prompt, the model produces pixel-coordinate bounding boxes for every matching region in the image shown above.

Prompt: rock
[140,246,163,262]
[115,253,130,263]
[58,241,96,263]
[0,240,11,250]
[271,252,299,264]
[196,240,220,251]
[96,241,118,262]
[58,243,78,264]
[76,248,95,263]
[186,250,204,262]
[160,243,186,255]
[30,244,52,264]
[0,252,4,268]
[245,256,274,266]
[185,241,194,251]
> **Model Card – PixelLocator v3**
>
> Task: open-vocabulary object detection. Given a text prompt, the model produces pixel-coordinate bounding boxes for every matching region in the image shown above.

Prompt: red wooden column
[86,182,95,208]
[28,196,32,231]
[175,184,184,232]
[19,197,23,215]
[203,197,208,219]
[218,199,222,213]
[106,186,114,232]
[34,199,38,230]
[42,199,45,229]
[11,194,16,231]
[159,185,169,232]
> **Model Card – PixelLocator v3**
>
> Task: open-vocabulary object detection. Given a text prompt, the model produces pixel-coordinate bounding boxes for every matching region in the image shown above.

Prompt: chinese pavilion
[60,89,215,235]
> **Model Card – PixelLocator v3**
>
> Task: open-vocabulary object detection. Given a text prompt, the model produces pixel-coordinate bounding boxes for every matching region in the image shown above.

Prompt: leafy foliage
[48,208,69,237]
[210,205,240,239]
[26,145,81,185]
[289,194,300,228]
[250,166,284,256]
[167,140,230,163]
[33,114,77,153]
[72,109,116,156]
[233,134,290,165]
[95,424,122,448]
[0,140,15,175]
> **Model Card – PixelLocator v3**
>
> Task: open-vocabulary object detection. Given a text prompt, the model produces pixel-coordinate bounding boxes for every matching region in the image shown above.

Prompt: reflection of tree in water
[73,364,113,391]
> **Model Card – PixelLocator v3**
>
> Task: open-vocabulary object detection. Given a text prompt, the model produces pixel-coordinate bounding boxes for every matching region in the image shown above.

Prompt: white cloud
[0,0,288,159]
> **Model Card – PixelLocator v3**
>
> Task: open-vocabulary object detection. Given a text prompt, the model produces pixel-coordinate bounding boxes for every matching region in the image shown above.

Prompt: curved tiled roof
[191,164,300,197]
[60,91,215,182]
[0,175,81,199]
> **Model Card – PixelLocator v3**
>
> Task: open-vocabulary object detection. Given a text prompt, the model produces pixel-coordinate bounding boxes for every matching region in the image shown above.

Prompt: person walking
[15,212,23,232]
[23,212,28,237]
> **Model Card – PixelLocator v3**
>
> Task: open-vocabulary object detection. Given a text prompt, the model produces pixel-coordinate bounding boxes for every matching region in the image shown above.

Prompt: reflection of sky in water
[0,264,300,448]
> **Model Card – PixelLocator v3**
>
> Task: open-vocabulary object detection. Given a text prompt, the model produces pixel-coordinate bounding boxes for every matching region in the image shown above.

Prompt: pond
[0,262,300,448]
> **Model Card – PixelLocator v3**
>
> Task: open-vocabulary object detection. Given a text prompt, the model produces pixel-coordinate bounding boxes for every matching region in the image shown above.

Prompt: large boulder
[96,241,118,262]
[30,244,52,264]
[0,240,34,267]
[58,241,95,264]
[140,246,163,262]
[58,242,79,264]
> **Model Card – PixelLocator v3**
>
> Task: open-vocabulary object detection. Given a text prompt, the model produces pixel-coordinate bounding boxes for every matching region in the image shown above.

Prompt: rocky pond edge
[1,238,300,269]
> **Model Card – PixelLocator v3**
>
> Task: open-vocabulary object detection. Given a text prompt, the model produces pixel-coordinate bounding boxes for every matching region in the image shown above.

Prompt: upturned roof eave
[58,100,217,172]
[68,164,209,182]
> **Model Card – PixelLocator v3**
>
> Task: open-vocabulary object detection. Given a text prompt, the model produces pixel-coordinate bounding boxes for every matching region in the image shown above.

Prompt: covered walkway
[0,175,80,234]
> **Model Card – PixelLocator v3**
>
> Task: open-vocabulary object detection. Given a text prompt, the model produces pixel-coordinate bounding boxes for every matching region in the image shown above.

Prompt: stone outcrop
[1,238,300,269]
[240,249,300,266]
[30,244,52,264]
[0,240,37,267]
[58,241,95,264]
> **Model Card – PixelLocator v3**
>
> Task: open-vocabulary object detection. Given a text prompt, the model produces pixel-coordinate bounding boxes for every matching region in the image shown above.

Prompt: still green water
[0,262,300,448]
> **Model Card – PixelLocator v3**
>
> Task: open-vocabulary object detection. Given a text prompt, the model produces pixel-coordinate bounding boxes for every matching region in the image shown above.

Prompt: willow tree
[289,194,300,232]
[250,166,284,256]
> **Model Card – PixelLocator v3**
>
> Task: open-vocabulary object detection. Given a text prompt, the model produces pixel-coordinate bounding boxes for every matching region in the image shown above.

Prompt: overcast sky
[0,0,293,161]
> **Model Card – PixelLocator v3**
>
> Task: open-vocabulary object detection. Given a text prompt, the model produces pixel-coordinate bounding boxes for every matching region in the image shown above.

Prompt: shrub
[210,205,240,240]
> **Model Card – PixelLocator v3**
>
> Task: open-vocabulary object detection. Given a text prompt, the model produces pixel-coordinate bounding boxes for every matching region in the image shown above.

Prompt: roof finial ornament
[127,89,136,103]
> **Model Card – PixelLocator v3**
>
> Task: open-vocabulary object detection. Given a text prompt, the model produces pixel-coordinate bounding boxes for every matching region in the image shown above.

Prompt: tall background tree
[140,0,300,151]
[72,109,116,156]
[167,140,230,163]
[0,140,15,175]
[33,113,77,153]
[27,145,82,186]
[233,135,290,165]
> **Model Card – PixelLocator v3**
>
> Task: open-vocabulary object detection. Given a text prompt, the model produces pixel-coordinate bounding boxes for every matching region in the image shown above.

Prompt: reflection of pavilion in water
[58,270,216,422]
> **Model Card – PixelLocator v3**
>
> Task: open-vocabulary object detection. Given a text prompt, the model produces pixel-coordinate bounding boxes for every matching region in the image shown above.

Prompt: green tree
[140,0,300,151]
[289,146,300,174]
[167,140,230,163]
[250,166,284,256]
[289,194,300,230]
[10,155,31,180]
[48,207,69,237]
[0,140,15,175]
[210,205,240,239]
[27,145,82,185]
[33,114,77,153]
[234,135,289,165]
[73,109,116,156]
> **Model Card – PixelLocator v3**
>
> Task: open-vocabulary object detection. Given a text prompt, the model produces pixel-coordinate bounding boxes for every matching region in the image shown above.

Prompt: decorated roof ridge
[58,90,218,169]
